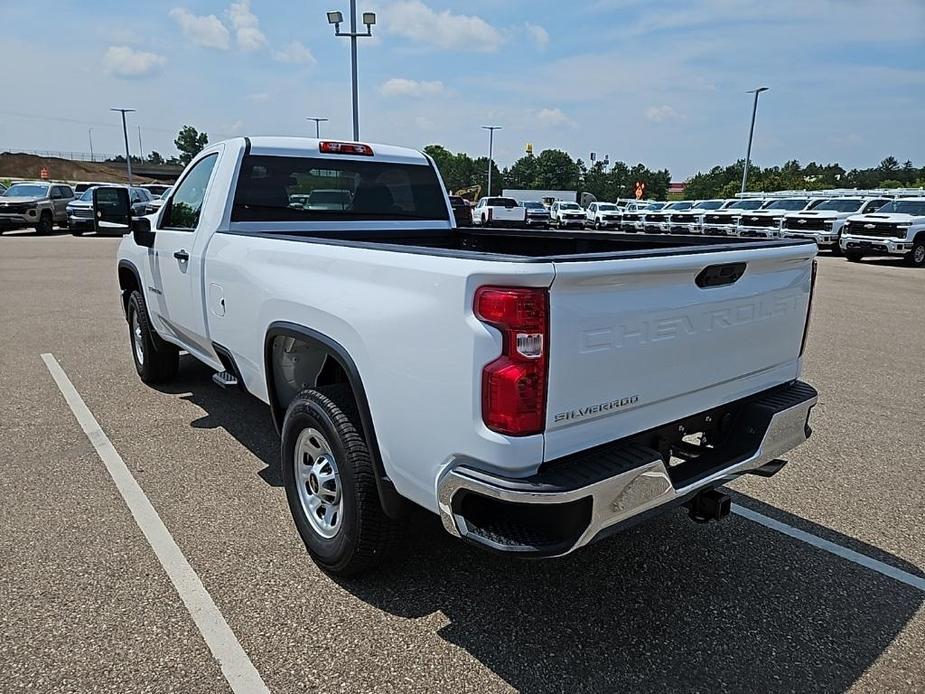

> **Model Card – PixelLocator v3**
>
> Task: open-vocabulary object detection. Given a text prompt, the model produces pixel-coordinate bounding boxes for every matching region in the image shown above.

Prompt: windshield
[694,200,724,210]
[763,199,808,211]
[79,188,97,202]
[486,197,519,207]
[559,202,581,210]
[873,200,925,215]
[667,202,693,210]
[4,183,48,197]
[645,203,666,211]
[727,199,765,210]
[522,201,545,209]
[811,199,863,212]
[598,204,619,211]
[231,155,449,222]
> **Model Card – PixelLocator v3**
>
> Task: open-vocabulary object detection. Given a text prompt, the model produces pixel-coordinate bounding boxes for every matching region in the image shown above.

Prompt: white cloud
[525,23,550,50]
[536,107,574,127]
[169,8,230,50]
[645,105,685,123]
[380,78,445,97]
[228,0,266,51]
[385,1,503,52]
[102,46,167,78]
[273,41,316,65]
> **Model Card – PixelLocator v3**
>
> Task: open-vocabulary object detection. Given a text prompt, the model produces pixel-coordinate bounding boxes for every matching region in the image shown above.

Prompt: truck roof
[236,136,430,166]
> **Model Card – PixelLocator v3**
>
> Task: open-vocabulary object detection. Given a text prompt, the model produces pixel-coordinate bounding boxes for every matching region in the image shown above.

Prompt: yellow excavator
[453,185,481,203]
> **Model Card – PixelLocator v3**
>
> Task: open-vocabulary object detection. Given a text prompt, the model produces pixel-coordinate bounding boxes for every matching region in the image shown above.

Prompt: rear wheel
[907,238,925,268]
[282,385,404,576]
[127,290,179,384]
[845,250,864,263]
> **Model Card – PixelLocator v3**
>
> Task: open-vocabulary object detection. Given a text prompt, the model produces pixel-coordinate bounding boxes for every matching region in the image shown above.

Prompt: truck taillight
[475,286,549,436]
[800,259,817,357]
[319,141,374,156]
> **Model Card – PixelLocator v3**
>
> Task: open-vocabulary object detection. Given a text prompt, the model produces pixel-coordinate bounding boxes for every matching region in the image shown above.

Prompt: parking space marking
[41,353,270,694]
[732,504,925,592]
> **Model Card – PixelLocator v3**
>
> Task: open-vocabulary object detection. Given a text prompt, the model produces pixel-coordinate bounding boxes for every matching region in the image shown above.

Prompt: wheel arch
[117,259,142,318]
[264,321,410,518]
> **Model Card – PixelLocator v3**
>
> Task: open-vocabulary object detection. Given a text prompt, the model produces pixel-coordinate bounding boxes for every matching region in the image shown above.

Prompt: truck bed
[221,227,815,262]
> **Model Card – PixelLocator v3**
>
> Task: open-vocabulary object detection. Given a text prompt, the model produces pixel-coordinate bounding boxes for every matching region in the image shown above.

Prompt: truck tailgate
[544,243,816,461]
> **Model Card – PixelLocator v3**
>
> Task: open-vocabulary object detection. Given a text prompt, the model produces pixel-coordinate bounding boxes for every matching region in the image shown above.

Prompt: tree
[175,125,209,166]
[533,149,580,190]
[147,151,165,165]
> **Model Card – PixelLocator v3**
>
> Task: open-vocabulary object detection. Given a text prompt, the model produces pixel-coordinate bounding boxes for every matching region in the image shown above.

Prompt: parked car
[141,183,172,197]
[448,195,472,227]
[643,201,694,233]
[0,181,72,233]
[619,201,662,232]
[101,135,818,575]
[737,198,822,238]
[841,197,925,266]
[68,185,152,235]
[701,198,767,236]
[781,197,890,254]
[549,200,586,228]
[471,196,527,227]
[145,187,174,215]
[585,202,622,230]
[73,182,108,197]
[668,199,730,234]
[522,200,550,228]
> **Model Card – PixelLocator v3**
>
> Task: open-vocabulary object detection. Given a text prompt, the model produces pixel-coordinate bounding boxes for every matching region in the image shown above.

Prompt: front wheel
[127,290,179,384]
[35,211,53,235]
[845,250,864,263]
[282,386,404,576]
[907,238,925,268]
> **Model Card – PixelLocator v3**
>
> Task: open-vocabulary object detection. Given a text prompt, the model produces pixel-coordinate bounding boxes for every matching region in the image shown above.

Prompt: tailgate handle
[696,262,746,288]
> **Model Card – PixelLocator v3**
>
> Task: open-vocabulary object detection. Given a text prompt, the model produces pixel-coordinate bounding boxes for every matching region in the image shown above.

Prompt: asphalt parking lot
[1,231,923,693]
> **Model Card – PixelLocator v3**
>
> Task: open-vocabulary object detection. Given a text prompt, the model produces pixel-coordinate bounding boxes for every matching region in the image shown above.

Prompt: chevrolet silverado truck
[471,196,527,227]
[781,196,890,255]
[840,197,925,267]
[98,136,819,576]
[701,198,767,236]
[737,197,822,238]
[669,199,731,234]
[620,201,662,232]
[0,181,73,233]
[643,201,694,233]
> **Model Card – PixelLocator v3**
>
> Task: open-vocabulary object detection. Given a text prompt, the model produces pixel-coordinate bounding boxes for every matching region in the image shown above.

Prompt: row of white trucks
[472,188,925,267]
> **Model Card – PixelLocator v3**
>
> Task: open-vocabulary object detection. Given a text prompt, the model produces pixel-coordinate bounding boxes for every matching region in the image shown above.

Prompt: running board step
[211,371,239,388]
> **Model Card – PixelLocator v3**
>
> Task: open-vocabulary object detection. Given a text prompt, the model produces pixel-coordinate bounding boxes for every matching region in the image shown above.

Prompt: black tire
[906,237,925,268]
[830,239,842,257]
[282,385,404,576]
[35,211,53,235]
[126,290,179,384]
[71,225,84,237]
[845,250,864,263]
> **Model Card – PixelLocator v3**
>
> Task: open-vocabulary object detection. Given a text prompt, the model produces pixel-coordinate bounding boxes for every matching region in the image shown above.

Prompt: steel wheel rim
[131,310,144,365]
[294,428,342,539]
[914,244,925,264]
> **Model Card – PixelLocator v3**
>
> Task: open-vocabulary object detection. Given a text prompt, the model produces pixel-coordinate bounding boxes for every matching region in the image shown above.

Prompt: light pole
[740,86,768,194]
[326,4,376,140]
[111,107,135,184]
[307,117,329,138]
[88,128,94,162]
[482,125,501,196]
[137,125,144,161]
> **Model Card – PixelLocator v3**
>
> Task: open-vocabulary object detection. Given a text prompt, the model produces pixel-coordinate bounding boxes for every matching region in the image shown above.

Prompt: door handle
[174,250,190,262]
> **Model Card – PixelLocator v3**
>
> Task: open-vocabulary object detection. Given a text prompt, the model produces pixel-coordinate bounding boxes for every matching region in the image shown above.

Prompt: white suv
[841,198,925,267]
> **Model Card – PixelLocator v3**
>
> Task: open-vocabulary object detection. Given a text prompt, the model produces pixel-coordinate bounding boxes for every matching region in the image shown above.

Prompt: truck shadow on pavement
[160,357,923,693]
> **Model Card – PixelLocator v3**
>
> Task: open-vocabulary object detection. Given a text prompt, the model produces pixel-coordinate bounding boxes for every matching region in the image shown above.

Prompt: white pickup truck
[840,197,925,267]
[471,196,527,227]
[96,137,819,576]
[781,196,890,255]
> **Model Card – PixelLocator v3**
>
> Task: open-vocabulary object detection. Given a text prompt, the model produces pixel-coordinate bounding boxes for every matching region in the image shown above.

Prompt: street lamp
[307,117,329,138]
[88,128,94,162]
[326,2,376,140]
[111,107,135,184]
[740,86,769,194]
[482,125,501,196]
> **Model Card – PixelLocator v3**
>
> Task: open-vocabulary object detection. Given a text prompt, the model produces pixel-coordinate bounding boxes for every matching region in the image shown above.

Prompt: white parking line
[41,353,270,694]
[732,504,925,593]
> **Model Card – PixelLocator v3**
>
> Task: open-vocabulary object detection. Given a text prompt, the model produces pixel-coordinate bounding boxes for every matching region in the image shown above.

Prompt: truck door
[148,152,219,357]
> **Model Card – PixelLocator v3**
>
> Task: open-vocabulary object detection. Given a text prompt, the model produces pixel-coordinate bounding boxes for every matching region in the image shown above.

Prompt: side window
[864,199,887,213]
[50,187,63,199]
[162,154,218,230]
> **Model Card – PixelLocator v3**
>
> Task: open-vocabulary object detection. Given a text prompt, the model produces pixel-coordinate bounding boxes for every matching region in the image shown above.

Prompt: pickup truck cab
[782,197,890,255]
[737,198,821,239]
[0,181,73,233]
[549,200,586,228]
[585,202,622,230]
[841,197,925,267]
[99,136,818,575]
[472,196,526,227]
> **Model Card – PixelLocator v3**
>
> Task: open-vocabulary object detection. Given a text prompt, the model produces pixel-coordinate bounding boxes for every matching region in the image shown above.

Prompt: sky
[1,0,923,180]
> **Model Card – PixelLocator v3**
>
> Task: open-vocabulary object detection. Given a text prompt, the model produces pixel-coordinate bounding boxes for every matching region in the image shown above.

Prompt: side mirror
[132,217,155,248]
[92,187,131,234]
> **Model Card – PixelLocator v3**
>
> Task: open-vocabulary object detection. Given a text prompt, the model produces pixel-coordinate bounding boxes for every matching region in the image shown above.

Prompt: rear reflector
[475,286,549,436]
[319,141,374,156]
